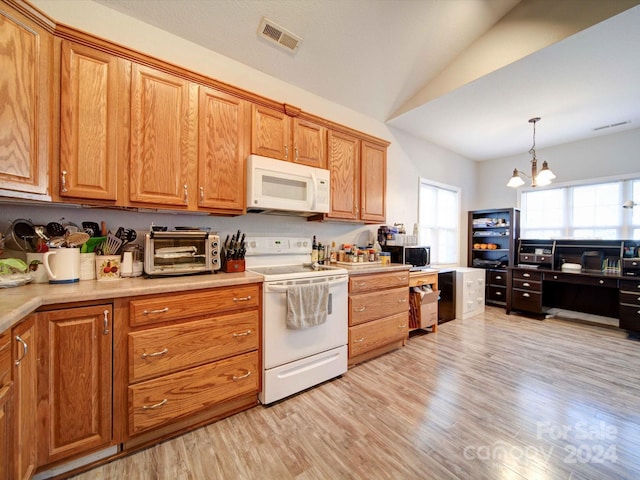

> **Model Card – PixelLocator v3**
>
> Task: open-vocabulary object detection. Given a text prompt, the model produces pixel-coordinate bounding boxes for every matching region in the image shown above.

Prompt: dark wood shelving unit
[468,208,520,307]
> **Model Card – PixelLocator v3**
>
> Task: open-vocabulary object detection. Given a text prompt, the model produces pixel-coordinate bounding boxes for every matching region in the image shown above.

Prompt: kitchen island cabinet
[0,1,53,200]
[36,304,113,467]
[347,268,410,366]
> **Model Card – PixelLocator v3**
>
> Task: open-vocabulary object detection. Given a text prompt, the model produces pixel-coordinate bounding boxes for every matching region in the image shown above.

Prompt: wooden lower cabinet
[37,304,113,467]
[348,270,410,366]
[14,315,37,480]
[116,284,262,447]
[1,330,14,480]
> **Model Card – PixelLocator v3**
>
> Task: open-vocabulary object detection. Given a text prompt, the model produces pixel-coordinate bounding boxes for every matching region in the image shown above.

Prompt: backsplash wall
[1,203,379,258]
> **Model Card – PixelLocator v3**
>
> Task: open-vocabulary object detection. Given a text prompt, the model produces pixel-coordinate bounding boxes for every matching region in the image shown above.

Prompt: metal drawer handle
[523,282,530,287]
[522,293,531,298]
[15,335,27,366]
[143,307,169,315]
[233,296,252,302]
[553,275,558,280]
[356,282,367,288]
[398,324,407,329]
[233,370,252,381]
[496,275,502,280]
[523,273,531,278]
[355,306,366,312]
[354,337,365,343]
[398,276,407,281]
[496,291,503,296]
[598,280,604,285]
[142,398,168,410]
[398,298,407,303]
[141,348,168,359]
[233,330,252,337]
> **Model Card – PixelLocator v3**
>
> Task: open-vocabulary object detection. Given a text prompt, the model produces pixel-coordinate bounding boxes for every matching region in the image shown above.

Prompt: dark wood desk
[506,267,640,331]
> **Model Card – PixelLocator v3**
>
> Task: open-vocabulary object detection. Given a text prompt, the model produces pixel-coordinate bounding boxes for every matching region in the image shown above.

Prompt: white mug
[43,248,81,284]
[26,252,48,283]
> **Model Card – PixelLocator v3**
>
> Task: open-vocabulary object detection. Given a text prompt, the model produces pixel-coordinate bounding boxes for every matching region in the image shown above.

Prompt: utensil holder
[223,259,245,273]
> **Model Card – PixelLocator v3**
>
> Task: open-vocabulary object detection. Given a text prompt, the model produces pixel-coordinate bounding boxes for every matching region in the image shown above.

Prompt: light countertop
[0,271,263,333]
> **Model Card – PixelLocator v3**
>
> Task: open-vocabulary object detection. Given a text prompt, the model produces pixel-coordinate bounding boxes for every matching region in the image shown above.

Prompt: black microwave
[381,245,430,269]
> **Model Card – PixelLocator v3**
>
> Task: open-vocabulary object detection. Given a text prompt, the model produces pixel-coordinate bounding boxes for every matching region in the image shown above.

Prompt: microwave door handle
[310,172,317,210]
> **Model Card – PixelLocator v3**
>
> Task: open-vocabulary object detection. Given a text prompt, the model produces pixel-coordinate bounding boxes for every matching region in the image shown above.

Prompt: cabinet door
[129,64,197,208]
[251,104,289,160]
[13,315,36,480]
[198,87,249,213]
[38,305,112,465]
[360,141,386,223]
[59,40,128,201]
[292,118,326,168]
[0,330,13,480]
[0,5,51,197]
[327,130,359,220]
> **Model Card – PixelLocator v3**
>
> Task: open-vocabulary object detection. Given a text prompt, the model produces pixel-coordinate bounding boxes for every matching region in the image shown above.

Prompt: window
[520,176,640,239]
[418,178,460,265]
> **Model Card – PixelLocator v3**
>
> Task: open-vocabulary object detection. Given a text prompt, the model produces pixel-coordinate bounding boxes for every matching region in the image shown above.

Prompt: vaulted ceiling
[91,0,640,160]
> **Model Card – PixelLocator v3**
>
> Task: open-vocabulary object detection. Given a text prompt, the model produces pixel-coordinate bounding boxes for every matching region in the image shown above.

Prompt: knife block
[223,259,245,273]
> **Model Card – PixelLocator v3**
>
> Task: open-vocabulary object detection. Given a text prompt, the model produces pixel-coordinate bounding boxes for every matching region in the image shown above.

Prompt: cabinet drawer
[620,279,640,293]
[349,313,408,358]
[620,291,640,306]
[512,289,542,313]
[0,330,10,390]
[130,284,260,326]
[349,271,409,293]
[544,272,618,289]
[513,278,542,292]
[349,287,409,326]
[487,285,506,302]
[619,304,640,331]
[488,270,506,286]
[129,310,259,382]
[512,269,542,282]
[129,351,258,435]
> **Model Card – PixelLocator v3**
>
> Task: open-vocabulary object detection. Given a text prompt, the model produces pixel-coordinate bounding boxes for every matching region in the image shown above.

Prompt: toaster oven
[144,230,221,276]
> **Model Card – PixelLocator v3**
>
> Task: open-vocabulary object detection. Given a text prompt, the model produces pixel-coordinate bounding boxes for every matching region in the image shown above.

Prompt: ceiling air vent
[258,17,302,53]
[593,120,631,131]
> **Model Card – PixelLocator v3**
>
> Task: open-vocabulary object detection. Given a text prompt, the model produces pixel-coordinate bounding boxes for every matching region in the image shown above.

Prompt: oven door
[262,274,348,369]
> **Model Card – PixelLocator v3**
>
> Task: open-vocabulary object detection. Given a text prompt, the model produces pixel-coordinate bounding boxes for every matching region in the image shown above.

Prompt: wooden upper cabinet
[292,117,326,168]
[326,130,360,220]
[59,40,129,201]
[129,64,197,208]
[251,104,290,161]
[198,87,249,213]
[251,104,326,167]
[0,4,52,198]
[360,140,386,223]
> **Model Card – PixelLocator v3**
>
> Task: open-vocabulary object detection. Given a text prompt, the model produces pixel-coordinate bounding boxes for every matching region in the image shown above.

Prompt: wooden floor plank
[71,307,640,480]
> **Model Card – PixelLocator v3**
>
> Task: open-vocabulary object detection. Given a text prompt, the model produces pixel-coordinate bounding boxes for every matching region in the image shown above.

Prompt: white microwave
[246,155,330,215]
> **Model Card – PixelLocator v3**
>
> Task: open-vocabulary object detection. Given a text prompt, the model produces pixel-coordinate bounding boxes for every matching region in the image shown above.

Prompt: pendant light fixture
[507,117,556,188]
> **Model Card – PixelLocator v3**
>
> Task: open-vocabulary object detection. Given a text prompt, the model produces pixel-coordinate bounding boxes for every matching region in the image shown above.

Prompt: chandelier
[507,117,555,188]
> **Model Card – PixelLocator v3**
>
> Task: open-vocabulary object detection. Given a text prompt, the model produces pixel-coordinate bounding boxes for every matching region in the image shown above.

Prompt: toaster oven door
[145,232,211,275]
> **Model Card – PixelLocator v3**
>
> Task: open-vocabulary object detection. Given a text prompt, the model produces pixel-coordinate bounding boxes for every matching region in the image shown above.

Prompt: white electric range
[245,237,348,404]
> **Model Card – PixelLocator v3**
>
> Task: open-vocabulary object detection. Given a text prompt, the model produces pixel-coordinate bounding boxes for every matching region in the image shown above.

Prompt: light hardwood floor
[71,307,640,480]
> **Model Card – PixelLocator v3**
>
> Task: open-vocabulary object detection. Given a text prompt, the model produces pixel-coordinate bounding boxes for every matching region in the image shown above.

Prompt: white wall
[1,0,476,263]
[475,127,640,210]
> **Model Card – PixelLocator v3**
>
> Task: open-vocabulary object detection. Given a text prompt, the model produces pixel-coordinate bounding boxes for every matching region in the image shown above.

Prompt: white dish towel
[286,282,329,329]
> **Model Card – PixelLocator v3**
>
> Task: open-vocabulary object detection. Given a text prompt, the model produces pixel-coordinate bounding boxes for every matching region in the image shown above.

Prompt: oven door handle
[265,276,348,293]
